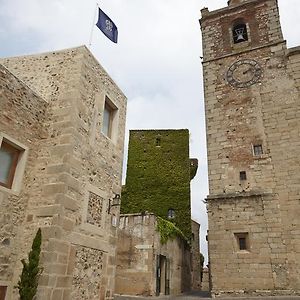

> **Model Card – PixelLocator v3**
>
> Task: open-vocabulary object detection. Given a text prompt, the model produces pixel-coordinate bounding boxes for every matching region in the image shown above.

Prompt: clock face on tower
[226,59,262,88]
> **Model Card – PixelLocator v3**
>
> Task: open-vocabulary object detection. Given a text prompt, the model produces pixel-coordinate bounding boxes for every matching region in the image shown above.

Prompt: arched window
[232,21,248,44]
[167,209,175,219]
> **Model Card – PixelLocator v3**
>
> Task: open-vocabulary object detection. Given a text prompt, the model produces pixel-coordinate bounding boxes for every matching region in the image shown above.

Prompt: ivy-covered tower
[121,129,198,238]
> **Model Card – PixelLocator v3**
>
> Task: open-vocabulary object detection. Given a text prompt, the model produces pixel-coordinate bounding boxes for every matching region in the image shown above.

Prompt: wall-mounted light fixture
[108,193,121,214]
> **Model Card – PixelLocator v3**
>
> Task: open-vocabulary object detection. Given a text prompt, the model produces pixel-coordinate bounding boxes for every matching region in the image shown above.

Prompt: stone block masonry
[200,0,300,297]
[0,45,127,299]
[0,64,48,300]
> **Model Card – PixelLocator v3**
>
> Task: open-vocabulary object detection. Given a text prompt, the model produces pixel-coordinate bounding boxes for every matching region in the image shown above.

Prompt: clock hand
[243,68,252,75]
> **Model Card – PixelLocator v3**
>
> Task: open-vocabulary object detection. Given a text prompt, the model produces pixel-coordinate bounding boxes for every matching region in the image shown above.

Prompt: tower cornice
[200,0,272,25]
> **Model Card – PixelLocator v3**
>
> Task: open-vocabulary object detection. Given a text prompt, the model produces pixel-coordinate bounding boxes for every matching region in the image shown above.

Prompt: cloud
[0,0,299,265]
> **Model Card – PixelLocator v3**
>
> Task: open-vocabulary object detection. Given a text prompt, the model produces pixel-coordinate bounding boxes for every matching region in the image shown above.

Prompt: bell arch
[232,18,248,43]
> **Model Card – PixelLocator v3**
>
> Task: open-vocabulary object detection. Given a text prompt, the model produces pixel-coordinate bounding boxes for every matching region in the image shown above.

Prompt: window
[235,233,249,251]
[239,237,247,250]
[0,134,28,193]
[232,23,248,44]
[0,286,7,300]
[102,97,117,139]
[167,209,175,219]
[156,137,161,147]
[239,171,247,181]
[253,144,263,156]
[0,141,21,189]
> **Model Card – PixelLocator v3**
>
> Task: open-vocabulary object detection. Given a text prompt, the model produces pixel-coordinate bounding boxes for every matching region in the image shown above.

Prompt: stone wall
[0,64,48,300]
[0,46,127,300]
[200,0,283,62]
[201,0,300,297]
[72,246,104,299]
[191,220,201,290]
[115,213,191,297]
[201,268,210,292]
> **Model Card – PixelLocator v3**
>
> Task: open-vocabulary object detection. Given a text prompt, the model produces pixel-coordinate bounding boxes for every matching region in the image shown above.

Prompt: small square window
[235,233,249,251]
[240,171,247,181]
[102,97,117,139]
[0,141,21,189]
[253,144,263,156]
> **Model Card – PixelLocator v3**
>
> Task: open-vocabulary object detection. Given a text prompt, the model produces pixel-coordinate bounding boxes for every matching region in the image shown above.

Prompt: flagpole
[88,2,99,48]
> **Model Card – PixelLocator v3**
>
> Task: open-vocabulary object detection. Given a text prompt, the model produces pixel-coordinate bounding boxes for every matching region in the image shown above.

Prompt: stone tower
[200,0,300,297]
[121,129,198,238]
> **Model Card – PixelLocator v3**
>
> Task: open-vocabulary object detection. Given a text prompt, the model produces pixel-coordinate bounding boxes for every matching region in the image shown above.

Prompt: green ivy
[190,159,198,180]
[121,130,193,238]
[156,216,188,245]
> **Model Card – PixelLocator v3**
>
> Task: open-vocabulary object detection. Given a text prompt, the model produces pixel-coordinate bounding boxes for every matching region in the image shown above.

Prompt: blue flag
[96,8,118,43]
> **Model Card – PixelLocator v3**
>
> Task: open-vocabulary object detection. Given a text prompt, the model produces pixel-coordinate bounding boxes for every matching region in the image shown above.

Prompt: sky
[0,0,299,264]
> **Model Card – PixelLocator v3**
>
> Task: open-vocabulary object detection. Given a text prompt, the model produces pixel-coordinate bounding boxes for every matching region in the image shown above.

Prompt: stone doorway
[156,255,170,296]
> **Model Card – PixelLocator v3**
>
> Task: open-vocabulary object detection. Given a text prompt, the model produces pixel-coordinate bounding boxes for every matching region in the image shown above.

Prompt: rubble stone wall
[115,214,191,297]
[0,64,48,299]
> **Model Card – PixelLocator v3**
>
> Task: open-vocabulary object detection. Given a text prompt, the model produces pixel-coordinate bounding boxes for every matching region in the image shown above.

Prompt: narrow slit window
[253,144,263,156]
[235,233,249,251]
[156,137,161,147]
[102,97,117,139]
[240,171,247,181]
[0,141,20,189]
[239,237,247,250]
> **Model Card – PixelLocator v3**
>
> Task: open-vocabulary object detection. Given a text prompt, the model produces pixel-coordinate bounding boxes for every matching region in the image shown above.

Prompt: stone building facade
[0,46,127,300]
[200,0,300,297]
[115,213,192,297]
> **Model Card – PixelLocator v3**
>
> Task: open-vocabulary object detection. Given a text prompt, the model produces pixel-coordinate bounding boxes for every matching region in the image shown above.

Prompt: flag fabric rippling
[96,8,118,43]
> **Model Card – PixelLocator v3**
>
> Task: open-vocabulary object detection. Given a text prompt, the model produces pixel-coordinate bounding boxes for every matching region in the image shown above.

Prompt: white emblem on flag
[105,20,113,32]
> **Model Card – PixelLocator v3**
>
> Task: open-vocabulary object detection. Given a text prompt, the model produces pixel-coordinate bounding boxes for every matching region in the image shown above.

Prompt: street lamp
[108,193,121,214]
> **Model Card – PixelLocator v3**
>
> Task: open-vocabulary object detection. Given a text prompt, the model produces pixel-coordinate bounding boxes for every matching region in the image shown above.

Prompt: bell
[235,28,245,42]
